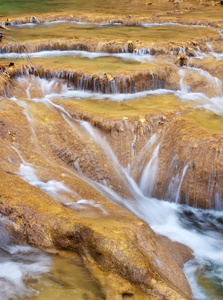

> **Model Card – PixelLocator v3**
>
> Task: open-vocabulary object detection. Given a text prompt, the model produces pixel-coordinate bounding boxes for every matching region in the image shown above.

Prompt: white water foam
[11,20,118,28]
[0,49,152,62]
[8,76,223,117]
[11,76,174,101]
[54,115,223,300]
[0,250,51,300]
[18,160,108,214]
[179,67,223,96]
[11,20,206,28]
[6,75,223,299]
[19,163,79,203]
[92,169,223,300]
[0,217,51,300]
[66,199,109,215]
[141,22,205,28]
[7,75,223,120]
[139,144,160,197]
[178,67,223,115]
[210,52,223,61]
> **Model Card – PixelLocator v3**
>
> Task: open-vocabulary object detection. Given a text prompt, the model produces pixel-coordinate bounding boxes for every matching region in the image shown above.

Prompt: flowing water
[0,74,222,299]
[0,216,103,300]
[0,2,223,300]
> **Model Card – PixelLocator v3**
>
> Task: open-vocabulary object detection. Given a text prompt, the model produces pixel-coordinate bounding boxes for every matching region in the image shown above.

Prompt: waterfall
[139,144,160,197]
[2,75,223,300]
[1,13,223,298]
[175,165,188,203]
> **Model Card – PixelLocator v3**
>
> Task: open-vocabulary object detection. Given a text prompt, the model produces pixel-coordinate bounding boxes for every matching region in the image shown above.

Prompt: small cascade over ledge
[3,64,179,94]
[1,7,223,300]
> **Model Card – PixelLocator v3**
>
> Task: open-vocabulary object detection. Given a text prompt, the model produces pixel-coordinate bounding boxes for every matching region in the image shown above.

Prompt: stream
[0,1,223,299]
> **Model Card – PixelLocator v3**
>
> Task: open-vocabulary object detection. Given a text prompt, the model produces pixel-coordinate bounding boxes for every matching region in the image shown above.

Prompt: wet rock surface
[0,170,192,299]
[0,2,223,299]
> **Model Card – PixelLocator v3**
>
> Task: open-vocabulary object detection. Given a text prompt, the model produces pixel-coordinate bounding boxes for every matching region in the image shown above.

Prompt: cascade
[0,2,223,299]
[139,144,160,197]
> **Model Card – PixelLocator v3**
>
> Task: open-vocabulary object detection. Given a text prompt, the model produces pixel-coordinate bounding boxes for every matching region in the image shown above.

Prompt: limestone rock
[0,170,192,299]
